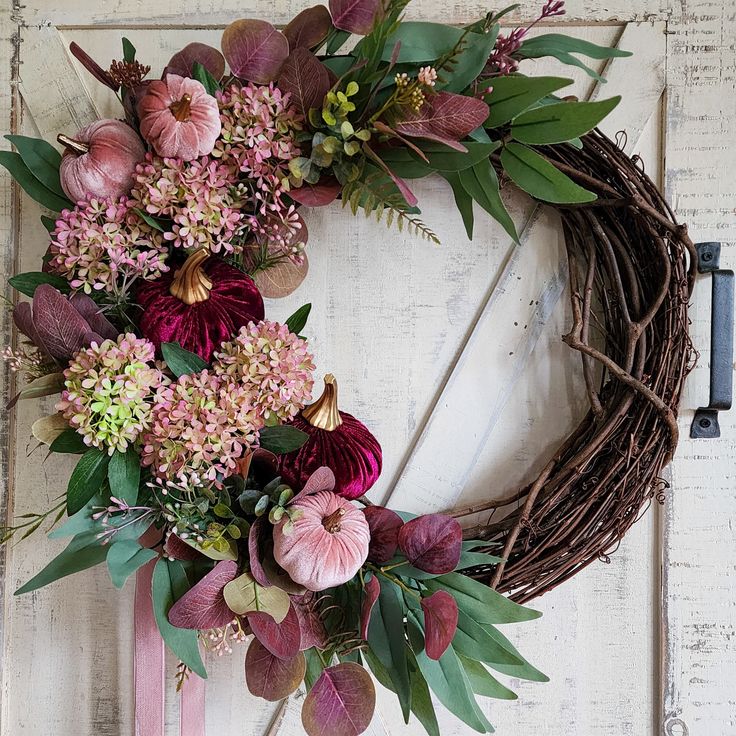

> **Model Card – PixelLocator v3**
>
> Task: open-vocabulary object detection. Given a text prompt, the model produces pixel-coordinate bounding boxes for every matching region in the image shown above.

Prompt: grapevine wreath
[0,0,694,733]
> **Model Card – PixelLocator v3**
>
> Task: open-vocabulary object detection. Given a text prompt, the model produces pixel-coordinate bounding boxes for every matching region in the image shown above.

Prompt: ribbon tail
[135,560,165,736]
[180,672,206,736]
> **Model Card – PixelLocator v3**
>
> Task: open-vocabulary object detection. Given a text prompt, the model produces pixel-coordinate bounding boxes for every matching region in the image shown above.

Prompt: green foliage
[443,171,474,240]
[107,539,157,588]
[0,150,72,212]
[108,446,141,504]
[259,425,310,454]
[161,342,209,377]
[8,271,70,297]
[152,558,208,678]
[192,61,220,96]
[440,27,499,94]
[459,655,518,699]
[518,33,632,82]
[383,22,465,62]
[122,37,136,62]
[66,448,111,515]
[4,135,66,198]
[132,207,168,232]
[500,141,596,204]
[49,428,88,454]
[484,75,574,128]
[285,303,312,335]
[511,96,621,145]
[341,168,439,243]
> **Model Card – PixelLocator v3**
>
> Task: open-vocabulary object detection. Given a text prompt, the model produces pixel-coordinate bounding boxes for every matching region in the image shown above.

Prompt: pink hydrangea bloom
[130,154,243,254]
[141,370,263,486]
[48,196,169,294]
[213,320,315,422]
[57,333,166,454]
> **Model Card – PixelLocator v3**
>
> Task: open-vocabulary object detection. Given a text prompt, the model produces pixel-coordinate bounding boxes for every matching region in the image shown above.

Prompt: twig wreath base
[454,129,695,603]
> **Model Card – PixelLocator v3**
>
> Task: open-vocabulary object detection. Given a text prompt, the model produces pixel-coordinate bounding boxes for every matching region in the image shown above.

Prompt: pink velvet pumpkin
[57,120,144,202]
[277,375,383,500]
[137,74,221,160]
[272,490,370,591]
[136,249,264,362]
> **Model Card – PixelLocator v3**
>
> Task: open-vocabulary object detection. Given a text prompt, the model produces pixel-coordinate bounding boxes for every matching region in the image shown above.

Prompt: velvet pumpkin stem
[302,373,343,431]
[322,507,346,533]
[169,248,213,305]
[169,93,192,122]
[57,133,89,155]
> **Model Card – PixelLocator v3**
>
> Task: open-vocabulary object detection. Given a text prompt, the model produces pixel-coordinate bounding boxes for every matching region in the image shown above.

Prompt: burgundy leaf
[248,517,271,587]
[290,466,336,504]
[279,48,331,118]
[329,0,383,35]
[359,574,380,640]
[373,122,429,162]
[248,603,301,659]
[82,330,104,346]
[289,181,341,207]
[32,285,91,360]
[302,663,376,736]
[291,594,329,649]
[421,590,458,660]
[164,533,201,561]
[167,42,225,79]
[69,293,118,340]
[363,506,403,564]
[393,92,490,152]
[263,557,307,594]
[168,560,239,629]
[363,143,417,206]
[397,514,462,574]
[221,19,289,84]
[12,301,48,356]
[69,42,119,91]
[284,5,333,50]
[245,638,306,700]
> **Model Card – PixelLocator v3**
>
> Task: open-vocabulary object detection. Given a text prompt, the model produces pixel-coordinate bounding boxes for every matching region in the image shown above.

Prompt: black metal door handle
[690,242,734,438]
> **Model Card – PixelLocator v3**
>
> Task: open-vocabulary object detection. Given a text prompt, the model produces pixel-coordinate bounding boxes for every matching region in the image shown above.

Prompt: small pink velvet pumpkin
[57,120,144,202]
[137,74,221,160]
[272,491,370,591]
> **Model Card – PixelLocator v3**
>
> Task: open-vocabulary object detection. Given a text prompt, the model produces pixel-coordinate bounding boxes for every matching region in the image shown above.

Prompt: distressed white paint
[0,3,734,736]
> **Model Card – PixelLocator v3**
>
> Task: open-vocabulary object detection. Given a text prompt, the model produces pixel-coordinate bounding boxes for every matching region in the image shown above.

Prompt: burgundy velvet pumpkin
[136,249,264,362]
[277,375,382,500]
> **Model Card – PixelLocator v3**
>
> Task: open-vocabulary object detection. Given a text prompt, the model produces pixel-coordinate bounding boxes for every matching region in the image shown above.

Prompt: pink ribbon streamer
[135,560,165,736]
[134,560,207,736]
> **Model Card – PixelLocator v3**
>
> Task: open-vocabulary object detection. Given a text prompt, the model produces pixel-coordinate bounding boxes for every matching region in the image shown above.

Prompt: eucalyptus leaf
[484,75,574,128]
[107,539,157,588]
[511,96,621,145]
[441,27,499,94]
[418,141,500,172]
[259,425,309,454]
[458,655,518,700]
[408,650,440,736]
[152,558,208,678]
[383,23,464,62]
[0,151,72,212]
[108,446,141,504]
[8,271,70,297]
[443,171,474,240]
[4,135,66,198]
[500,142,596,204]
[222,571,290,621]
[479,624,549,682]
[161,341,208,377]
[453,609,525,666]
[67,448,111,515]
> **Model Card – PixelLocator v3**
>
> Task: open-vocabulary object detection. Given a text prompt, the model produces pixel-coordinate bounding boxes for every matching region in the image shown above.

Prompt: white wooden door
[1,1,734,734]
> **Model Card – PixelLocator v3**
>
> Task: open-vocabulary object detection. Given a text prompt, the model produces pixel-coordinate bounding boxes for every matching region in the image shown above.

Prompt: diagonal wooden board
[385,22,667,513]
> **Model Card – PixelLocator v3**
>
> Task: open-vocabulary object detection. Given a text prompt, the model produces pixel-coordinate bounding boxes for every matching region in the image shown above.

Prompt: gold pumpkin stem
[322,508,346,533]
[302,374,343,431]
[169,93,192,122]
[169,249,213,305]
[57,133,89,155]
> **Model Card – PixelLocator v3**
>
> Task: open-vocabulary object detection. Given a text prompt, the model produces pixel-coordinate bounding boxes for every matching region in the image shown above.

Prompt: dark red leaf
[168,560,239,630]
[245,638,306,701]
[69,42,119,91]
[248,603,301,659]
[393,92,490,152]
[32,285,92,360]
[248,517,271,587]
[291,594,329,649]
[359,574,380,640]
[284,5,333,50]
[362,506,403,564]
[363,143,417,207]
[290,466,336,504]
[289,181,342,207]
[167,42,225,79]
[164,533,201,561]
[302,663,376,736]
[13,301,48,356]
[221,19,289,83]
[421,590,458,660]
[329,0,383,35]
[397,514,462,574]
[279,48,332,118]
[69,293,118,340]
